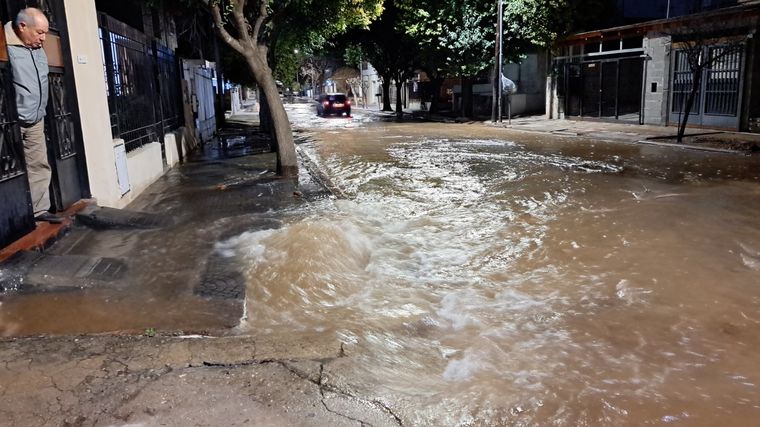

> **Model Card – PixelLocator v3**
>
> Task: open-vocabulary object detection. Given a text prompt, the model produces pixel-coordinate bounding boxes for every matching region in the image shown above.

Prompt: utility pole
[497,0,503,123]
[492,0,503,122]
[491,5,498,122]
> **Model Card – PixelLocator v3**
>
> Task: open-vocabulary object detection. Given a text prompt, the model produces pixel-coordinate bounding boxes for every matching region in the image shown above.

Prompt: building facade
[548,1,760,131]
[0,0,201,248]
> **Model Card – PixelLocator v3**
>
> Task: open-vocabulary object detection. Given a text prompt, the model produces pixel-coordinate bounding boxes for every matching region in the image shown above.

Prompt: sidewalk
[361,105,760,155]
[0,113,329,336]
[0,113,399,427]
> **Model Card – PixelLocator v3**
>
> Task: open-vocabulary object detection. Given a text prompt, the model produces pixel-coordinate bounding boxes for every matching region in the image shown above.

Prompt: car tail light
[346,100,351,105]
[323,101,330,106]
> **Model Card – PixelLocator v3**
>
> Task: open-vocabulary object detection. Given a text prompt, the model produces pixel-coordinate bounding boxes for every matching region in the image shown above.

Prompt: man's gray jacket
[4,21,49,125]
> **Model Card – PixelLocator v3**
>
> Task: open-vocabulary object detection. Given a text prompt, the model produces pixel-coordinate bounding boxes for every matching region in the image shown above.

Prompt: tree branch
[251,0,269,47]
[205,0,246,54]
[232,0,253,47]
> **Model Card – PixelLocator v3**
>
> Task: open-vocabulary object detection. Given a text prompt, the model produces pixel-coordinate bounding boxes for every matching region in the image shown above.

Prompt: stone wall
[642,35,672,126]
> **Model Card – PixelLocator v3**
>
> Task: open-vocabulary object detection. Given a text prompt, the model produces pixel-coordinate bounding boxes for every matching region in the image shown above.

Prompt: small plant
[144,327,157,337]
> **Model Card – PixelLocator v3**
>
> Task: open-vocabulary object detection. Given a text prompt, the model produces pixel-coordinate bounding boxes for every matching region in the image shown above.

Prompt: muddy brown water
[228,113,760,424]
[3,105,760,424]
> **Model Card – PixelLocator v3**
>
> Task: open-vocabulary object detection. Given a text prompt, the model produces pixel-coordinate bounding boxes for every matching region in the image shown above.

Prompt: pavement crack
[200,359,260,368]
[276,360,403,427]
[315,363,369,427]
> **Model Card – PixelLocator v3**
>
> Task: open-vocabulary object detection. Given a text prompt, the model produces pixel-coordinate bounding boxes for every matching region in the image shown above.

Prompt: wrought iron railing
[0,64,24,183]
[98,13,182,152]
[155,43,183,135]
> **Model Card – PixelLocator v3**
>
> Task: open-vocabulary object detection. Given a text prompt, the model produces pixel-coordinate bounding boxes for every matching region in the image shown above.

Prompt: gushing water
[219,124,760,425]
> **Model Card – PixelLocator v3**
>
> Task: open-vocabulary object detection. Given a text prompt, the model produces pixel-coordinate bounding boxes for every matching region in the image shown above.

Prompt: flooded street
[2,102,760,425]
[223,105,760,424]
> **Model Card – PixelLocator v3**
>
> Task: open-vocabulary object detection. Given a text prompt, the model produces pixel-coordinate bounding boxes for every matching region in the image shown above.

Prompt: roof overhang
[558,1,760,46]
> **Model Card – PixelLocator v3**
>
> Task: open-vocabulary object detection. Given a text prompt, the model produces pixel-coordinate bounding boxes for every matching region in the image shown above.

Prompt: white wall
[64,0,122,207]
[66,0,173,209]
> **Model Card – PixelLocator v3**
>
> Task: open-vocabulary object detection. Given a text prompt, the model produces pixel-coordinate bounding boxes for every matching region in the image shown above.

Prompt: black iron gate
[564,57,644,123]
[0,24,33,247]
[0,0,89,247]
[99,13,183,154]
[670,46,743,129]
[40,0,88,211]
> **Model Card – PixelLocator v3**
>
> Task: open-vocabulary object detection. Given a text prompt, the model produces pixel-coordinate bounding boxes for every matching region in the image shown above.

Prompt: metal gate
[564,57,643,123]
[0,0,89,247]
[187,64,216,142]
[43,0,88,211]
[0,23,34,247]
[670,46,743,129]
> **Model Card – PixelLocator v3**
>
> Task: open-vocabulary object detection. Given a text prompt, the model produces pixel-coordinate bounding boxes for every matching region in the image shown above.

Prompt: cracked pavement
[0,334,404,426]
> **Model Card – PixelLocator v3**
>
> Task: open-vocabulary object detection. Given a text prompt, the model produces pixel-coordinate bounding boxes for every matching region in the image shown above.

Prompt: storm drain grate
[195,254,246,300]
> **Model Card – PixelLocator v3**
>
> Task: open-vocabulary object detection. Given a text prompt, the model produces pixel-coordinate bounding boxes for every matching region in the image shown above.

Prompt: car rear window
[328,95,347,102]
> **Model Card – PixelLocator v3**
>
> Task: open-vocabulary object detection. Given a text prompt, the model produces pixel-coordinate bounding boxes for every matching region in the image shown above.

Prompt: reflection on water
[227,127,760,424]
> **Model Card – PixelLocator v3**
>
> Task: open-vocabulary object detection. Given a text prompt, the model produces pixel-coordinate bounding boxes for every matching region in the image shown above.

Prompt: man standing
[5,7,61,223]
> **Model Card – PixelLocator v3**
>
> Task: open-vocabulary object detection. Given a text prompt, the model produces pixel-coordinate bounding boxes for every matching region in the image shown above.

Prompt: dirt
[657,132,760,152]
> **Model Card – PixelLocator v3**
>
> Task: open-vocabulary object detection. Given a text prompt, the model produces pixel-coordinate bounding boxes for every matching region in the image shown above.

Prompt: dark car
[316,93,351,117]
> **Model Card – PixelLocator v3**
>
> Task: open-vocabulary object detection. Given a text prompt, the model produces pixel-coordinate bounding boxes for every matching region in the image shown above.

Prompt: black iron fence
[98,13,182,152]
[0,63,24,183]
[155,43,183,135]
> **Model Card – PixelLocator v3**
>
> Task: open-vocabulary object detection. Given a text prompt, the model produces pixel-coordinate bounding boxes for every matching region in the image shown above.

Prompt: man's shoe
[35,212,64,224]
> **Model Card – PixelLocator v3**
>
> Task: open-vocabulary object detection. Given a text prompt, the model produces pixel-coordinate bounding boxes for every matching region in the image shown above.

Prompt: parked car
[316,93,351,117]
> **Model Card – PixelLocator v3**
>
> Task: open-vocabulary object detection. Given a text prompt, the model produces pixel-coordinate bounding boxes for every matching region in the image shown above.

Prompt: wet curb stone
[76,205,173,229]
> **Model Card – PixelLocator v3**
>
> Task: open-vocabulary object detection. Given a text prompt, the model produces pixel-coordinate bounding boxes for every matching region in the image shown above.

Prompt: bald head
[14,8,49,49]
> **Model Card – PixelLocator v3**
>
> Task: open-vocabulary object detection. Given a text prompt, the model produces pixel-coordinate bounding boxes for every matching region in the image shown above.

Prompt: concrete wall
[642,34,672,126]
[66,0,175,209]
[124,142,164,206]
[64,0,122,207]
[545,75,563,119]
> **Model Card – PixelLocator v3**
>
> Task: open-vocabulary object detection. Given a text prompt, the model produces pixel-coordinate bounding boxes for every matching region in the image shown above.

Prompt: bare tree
[670,27,748,142]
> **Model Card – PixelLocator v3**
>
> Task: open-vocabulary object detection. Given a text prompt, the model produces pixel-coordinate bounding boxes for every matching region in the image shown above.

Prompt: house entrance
[0,0,89,247]
[564,57,644,123]
[669,46,743,129]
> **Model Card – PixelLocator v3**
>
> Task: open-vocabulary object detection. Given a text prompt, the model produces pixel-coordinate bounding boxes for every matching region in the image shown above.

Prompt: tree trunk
[428,76,444,114]
[382,77,393,111]
[395,74,403,119]
[491,65,498,122]
[461,76,474,118]
[213,37,226,129]
[247,55,298,177]
[259,88,272,134]
[677,69,702,143]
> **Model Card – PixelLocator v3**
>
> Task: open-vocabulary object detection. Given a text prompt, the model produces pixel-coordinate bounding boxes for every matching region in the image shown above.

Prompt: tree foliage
[349,2,417,113]
[503,0,615,49]
[398,0,494,77]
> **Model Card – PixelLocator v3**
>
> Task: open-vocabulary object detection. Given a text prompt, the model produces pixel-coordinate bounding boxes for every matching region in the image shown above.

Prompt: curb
[0,200,92,264]
[485,121,751,155]
[635,139,750,155]
[295,145,347,199]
